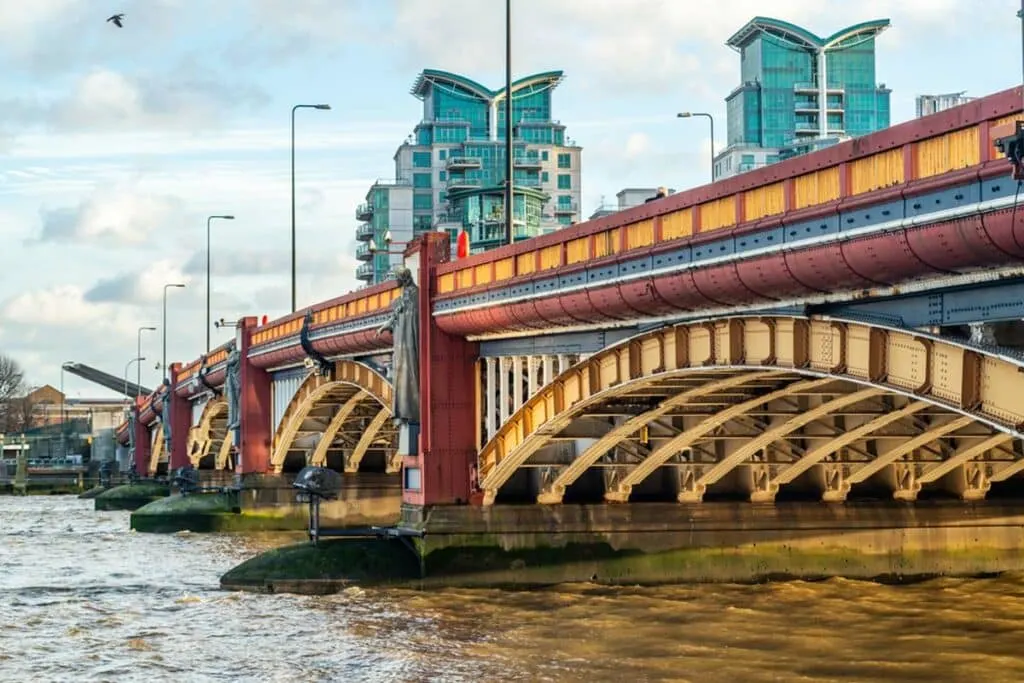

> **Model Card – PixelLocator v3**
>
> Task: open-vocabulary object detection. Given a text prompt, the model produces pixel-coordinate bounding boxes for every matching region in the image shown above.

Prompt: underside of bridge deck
[477,315,1024,506]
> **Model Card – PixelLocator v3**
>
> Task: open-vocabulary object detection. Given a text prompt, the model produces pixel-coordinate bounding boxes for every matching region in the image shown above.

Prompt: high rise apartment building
[355,69,583,285]
[713,17,892,180]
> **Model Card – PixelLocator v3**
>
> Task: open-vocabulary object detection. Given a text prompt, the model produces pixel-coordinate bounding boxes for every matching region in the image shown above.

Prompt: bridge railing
[432,86,1023,300]
[245,278,401,369]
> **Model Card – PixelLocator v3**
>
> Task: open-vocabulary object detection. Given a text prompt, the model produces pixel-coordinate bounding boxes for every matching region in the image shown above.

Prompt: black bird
[106,13,125,28]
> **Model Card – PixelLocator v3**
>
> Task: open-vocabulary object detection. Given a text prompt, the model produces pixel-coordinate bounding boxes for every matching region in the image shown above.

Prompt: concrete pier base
[221,501,1024,594]
[94,483,170,511]
[130,472,402,534]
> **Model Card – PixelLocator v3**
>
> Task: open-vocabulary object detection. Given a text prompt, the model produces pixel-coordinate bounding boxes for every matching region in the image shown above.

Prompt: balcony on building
[356,203,373,221]
[445,156,482,171]
[553,202,578,214]
[356,222,375,241]
[513,152,543,170]
[355,241,375,261]
[446,177,482,191]
[355,262,375,282]
[793,82,845,95]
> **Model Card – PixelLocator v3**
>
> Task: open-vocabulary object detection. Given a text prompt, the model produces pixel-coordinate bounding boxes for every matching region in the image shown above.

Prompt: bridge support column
[132,405,150,476]
[403,233,478,507]
[167,362,191,470]
[238,316,272,475]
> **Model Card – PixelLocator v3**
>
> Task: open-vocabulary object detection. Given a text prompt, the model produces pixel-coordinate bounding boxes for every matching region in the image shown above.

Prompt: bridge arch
[148,425,165,476]
[478,316,1024,506]
[270,360,397,474]
[187,398,233,470]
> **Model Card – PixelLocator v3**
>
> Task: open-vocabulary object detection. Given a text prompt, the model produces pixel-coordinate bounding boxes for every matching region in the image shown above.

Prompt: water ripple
[4,496,1024,681]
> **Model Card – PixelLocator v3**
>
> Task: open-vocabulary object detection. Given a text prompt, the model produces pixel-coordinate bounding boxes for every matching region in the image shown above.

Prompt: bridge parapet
[247,279,400,370]
[433,86,1024,337]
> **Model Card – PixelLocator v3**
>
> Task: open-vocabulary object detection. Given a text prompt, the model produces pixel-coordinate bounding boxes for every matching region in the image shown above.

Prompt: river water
[4,496,1024,682]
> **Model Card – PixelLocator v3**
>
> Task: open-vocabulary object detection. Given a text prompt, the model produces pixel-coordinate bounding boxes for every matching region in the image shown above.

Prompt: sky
[0,0,1020,399]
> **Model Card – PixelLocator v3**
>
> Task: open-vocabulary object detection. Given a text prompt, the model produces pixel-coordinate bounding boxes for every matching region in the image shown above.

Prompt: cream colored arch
[270,360,396,473]
[478,316,1024,505]
[147,425,165,476]
[186,398,230,468]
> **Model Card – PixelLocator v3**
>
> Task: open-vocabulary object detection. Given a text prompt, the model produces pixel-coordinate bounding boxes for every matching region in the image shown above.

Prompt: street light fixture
[291,103,332,313]
[136,326,156,398]
[206,215,235,351]
[504,0,513,246]
[162,283,186,383]
[123,356,144,403]
[677,111,715,183]
[59,361,72,451]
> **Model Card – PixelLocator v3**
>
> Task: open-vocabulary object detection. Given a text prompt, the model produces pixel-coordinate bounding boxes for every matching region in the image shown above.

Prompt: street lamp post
[59,361,72,453]
[677,111,715,182]
[162,283,186,382]
[123,356,144,401]
[136,326,156,398]
[291,103,331,313]
[206,215,234,351]
[504,0,514,246]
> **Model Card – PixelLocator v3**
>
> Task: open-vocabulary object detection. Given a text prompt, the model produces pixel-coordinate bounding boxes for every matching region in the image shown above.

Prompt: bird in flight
[106,13,125,28]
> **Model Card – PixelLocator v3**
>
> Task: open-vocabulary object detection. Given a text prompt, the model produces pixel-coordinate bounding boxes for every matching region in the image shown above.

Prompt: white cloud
[35,186,185,245]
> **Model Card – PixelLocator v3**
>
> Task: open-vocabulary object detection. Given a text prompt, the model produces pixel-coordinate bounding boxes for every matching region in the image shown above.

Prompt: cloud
[386,0,980,95]
[40,67,270,133]
[83,260,193,305]
[34,188,186,245]
[181,247,351,278]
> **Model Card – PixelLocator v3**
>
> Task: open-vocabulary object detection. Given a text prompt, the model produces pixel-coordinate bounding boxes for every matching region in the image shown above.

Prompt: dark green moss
[220,538,421,592]
[94,483,169,511]
[78,486,108,499]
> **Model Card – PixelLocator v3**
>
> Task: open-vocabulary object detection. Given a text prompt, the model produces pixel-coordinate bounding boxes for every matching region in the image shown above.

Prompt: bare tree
[0,354,25,432]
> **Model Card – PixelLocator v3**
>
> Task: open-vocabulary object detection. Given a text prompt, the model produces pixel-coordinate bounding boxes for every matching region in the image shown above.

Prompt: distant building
[589,188,677,220]
[714,17,892,180]
[916,92,975,118]
[355,69,584,285]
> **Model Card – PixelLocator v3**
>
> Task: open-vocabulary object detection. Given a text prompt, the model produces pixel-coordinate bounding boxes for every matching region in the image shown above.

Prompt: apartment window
[438,149,447,160]
[541,150,549,161]
[412,152,431,168]
[558,195,572,207]
[557,153,571,169]
[439,171,446,181]
[413,193,433,210]
[438,191,447,204]
[557,174,571,190]
[413,173,432,188]
[541,171,549,182]
[557,215,572,225]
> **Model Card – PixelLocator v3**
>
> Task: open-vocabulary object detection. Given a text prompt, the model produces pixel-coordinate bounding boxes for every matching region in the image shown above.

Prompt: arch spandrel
[148,426,165,476]
[477,316,1024,505]
[270,360,397,473]
[187,398,229,469]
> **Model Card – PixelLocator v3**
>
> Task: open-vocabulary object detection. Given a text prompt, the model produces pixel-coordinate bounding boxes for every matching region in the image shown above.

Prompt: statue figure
[127,407,137,462]
[376,266,420,425]
[161,378,172,453]
[225,340,242,432]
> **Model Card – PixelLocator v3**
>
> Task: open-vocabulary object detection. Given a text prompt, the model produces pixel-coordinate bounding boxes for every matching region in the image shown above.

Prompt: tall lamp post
[162,283,186,382]
[123,356,144,402]
[291,103,331,312]
[59,361,72,454]
[206,214,234,351]
[504,0,514,246]
[677,111,715,183]
[136,326,156,398]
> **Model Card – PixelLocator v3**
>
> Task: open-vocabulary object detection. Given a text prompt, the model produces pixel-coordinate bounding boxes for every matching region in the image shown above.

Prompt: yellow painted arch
[186,398,230,469]
[478,316,1024,505]
[270,360,396,473]
[147,425,165,476]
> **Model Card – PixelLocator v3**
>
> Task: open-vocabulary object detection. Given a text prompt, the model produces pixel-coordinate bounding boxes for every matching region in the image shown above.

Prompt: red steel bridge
[117,85,1024,510]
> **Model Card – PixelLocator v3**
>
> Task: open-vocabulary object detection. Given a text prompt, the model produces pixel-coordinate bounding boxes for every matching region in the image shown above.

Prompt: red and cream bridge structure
[117,85,1024,512]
